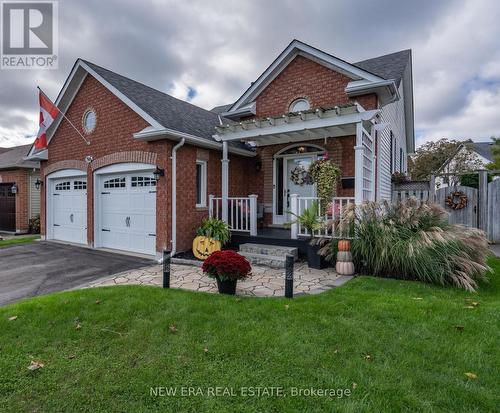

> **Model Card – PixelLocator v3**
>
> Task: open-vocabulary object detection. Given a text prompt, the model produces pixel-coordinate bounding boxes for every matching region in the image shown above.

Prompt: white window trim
[196,160,207,208]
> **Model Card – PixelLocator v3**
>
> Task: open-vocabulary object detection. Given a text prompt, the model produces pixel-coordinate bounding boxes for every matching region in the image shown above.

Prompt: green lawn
[0,235,40,248]
[1,258,499,412]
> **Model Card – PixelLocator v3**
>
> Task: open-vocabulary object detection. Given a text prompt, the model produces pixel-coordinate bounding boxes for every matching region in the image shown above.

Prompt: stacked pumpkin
[335,240,355,276]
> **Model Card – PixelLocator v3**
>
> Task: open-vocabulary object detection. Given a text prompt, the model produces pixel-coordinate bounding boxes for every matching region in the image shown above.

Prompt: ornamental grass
[331,198,490,291]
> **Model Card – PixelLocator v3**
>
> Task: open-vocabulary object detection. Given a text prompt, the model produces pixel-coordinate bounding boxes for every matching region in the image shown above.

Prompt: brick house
[0,144,40,233]
[28,40,414,259]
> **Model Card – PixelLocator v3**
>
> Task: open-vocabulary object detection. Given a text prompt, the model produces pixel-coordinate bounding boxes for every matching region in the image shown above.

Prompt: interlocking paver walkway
[84,262,353,297]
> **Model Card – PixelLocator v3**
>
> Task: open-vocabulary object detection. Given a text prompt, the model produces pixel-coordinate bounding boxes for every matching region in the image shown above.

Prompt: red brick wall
[252,55,378,118]
[0,169,30,232]
[41,74,252,253]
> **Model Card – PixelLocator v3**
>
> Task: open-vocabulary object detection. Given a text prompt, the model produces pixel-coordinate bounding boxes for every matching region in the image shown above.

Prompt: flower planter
[215,276,238,295]
[307,242,327,269]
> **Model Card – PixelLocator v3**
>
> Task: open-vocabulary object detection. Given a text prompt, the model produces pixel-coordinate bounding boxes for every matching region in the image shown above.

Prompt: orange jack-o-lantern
[338,240,351,252]
[192,236,221,260]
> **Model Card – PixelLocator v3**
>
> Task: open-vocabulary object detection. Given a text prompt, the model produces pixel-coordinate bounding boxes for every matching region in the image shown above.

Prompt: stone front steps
[239,243,298,269]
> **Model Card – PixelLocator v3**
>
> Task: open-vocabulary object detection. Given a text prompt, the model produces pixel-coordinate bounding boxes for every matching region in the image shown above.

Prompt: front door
[273,155,316,225]
[0,183,16,232]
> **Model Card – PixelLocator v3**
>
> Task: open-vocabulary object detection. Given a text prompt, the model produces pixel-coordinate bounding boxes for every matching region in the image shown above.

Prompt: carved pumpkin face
[192,236,221,260]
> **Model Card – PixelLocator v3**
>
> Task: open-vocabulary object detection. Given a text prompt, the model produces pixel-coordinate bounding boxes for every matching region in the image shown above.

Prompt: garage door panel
[98,172,156,255]
[50,176,87,245]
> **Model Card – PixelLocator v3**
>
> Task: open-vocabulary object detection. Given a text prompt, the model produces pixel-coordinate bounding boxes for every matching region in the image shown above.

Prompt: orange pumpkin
[192,236,221,260]
[338,240,351,251]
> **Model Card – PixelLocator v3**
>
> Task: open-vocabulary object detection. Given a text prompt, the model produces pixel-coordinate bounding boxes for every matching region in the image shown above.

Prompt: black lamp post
[153,167,165,182]
[35,178,43,190]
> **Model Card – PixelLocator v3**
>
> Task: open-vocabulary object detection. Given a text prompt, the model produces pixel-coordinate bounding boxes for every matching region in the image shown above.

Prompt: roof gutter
[133,127,256,157]
[170,137,185,257]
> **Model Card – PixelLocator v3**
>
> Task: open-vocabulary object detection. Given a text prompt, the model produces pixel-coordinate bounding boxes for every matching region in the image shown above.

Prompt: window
[289,98,310,113]
[196,160,207,207]
[82,109,97,133]
[131,176,156,187]
[73,180,87,190]
[279,145,325,155]
[103,177,126,188]
[55,181,71,191]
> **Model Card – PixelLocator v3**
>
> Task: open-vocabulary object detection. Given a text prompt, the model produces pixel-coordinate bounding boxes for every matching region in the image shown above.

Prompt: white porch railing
[209,195,258,236]
[290,195,355,239]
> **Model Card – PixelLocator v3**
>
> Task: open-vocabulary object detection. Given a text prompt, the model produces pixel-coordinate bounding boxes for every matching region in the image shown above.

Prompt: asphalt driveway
[0,242,154,306]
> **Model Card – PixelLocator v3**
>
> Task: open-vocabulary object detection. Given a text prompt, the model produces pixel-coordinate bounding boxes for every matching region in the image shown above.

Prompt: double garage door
[48,168,156,256]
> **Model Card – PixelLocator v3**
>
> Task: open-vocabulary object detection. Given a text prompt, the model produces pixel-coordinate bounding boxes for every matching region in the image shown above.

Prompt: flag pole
[37,86,91,146]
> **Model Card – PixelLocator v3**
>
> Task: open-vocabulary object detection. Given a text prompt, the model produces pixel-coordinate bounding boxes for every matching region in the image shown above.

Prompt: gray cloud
[0,0,498,148]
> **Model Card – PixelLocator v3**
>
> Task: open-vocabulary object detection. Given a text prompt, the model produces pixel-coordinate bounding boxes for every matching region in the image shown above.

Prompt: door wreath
[290,165,310,186]
[446,191,468,210]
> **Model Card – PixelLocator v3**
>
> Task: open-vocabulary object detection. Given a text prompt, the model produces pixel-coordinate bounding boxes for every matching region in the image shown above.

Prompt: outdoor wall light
[153,167,165,182]
[35,178,43,190]
[11,184,18,194]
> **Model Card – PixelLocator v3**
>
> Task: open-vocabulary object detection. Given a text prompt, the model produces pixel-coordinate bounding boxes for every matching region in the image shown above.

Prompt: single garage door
[51,177,87,244]
[99,172,156,255]
[0,183,16,232]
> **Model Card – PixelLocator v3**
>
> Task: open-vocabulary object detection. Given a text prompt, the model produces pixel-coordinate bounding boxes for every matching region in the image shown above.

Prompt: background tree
[409,138,482,181]
[486,137,500,170]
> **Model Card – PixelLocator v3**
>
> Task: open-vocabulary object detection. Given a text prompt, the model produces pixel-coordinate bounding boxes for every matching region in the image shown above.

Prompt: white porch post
[208,194,214,218]
[370,125,377,201]
[290,193,299,239]
[354,122,364,204]
[221,141,229,223]
[249,194,258,236]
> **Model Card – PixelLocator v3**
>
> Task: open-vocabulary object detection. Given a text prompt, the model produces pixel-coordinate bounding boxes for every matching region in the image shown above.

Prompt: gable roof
[472,142,493,162]
[227,39,391,114]
[0,144,39,169]
[354,49,411,88]
[82,61,226,141]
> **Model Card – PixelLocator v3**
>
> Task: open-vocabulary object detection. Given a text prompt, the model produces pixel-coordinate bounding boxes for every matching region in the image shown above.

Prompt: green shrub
[196,218,231,246]
[330,199,490,291]
[29,214,40,234]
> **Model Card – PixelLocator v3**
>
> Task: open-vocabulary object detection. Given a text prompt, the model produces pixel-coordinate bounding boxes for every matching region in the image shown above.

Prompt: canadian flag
[34,90,60,150]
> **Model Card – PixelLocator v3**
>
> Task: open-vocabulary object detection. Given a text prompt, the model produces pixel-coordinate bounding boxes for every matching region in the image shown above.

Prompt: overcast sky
[0,0,499,148]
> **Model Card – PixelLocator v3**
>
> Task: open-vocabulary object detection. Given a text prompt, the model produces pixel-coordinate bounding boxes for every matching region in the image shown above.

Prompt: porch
[209,103,379,241]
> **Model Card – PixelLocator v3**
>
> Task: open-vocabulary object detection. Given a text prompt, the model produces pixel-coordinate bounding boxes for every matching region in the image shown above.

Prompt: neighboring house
[27,39,414,259]
[0,144,40,233]
[435,141,494,188]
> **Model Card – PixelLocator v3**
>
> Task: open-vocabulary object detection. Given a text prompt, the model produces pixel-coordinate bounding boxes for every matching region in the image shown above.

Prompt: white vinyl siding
[29,171,41,218]
[377,83,407,200]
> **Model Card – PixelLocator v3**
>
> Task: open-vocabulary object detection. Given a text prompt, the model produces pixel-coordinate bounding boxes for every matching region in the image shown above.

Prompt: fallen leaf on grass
[333,349,339,354]
[8,316,17,321]
[284,305,289,310]
[67,354,76,360]
[464,306,475,309]
[412,297,423,300]
[27,360,44,371]
[75,323,82,330]
[364,354,373,361]
[203,348,209,353]
[352,382,358,389]
[169,325,178,334]
[465,372,477,379]
[455,325,465,331]
[95,300,101,305]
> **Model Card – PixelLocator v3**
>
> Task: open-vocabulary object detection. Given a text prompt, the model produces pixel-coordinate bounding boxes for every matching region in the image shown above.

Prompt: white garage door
[99,172,156,255]
[51,177,87,244]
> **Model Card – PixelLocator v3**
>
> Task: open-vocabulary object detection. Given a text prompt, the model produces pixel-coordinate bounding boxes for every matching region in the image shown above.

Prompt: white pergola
[213,104,380,223]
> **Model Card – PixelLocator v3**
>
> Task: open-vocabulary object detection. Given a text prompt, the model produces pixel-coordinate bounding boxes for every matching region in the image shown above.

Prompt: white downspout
[171,138,185,256]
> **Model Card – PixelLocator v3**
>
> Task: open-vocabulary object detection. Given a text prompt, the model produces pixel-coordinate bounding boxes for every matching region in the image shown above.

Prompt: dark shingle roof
[0,144,39,169]
[82,60,225,141]
[210,103,233,114]
[472,142,493,162]
[354,49,411,87]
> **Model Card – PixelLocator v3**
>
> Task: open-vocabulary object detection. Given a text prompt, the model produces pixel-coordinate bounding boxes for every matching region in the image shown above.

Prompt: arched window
[289,98,310,113]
